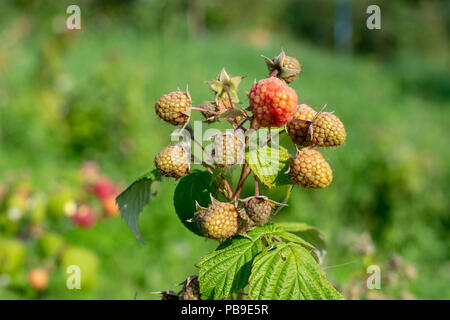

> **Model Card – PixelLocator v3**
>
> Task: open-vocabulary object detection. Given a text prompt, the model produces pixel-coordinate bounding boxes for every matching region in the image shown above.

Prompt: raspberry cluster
[147,49,348,300]
[149,50,347,243]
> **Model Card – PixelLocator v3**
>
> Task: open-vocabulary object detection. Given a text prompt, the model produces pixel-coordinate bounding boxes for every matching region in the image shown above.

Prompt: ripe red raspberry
[287,104,316,146]
[310,113,346,147]
[194,199,240,241]
[154,143,190,178]
[289,148,333,188]
[249,77,298,127]
[155,91,191,126]
[211,132,244,168]
[182,276,201,300]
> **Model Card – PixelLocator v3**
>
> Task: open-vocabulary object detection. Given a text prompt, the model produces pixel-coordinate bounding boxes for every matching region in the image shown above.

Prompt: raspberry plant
[116,50,347,300]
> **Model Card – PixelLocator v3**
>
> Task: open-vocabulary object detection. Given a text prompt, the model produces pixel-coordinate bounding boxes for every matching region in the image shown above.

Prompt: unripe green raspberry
[287,104,316,146]
[290,148,333,188]
[310,113,346,147]
[195,199,240,241]
[281,56,301,83]
[211,132,244,168]
[240,196,276,226]
[154,143,190,178]
[262,49,302,84]
[155,91,191,126]
[182,276,201,300]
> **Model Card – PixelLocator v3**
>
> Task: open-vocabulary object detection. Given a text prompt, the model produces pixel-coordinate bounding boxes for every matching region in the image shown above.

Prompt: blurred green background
[0,0,449,299]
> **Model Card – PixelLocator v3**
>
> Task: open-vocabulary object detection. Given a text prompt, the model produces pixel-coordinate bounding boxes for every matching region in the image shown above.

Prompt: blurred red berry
[28,268,49,291]
[102,195,120,217]
[93,178,116,200]
[80,161,101,184]
[72,204,97,228]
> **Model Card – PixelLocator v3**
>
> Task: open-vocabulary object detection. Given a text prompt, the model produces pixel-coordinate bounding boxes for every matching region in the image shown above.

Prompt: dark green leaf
[173,170,217,236]
[116,169,162,244]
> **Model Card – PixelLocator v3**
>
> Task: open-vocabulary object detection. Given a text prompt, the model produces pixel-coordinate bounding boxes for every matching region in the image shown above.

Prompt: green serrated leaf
[116,169,162,244]
[274,230,320,262]
[173,170,217,236]
[276,222,327,263]
[248,243,343,300]
[198,225,279,300]
[246,138,292,188]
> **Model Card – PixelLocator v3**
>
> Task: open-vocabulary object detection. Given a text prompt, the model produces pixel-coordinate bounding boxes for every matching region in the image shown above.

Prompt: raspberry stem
[233,118,256,200]
[254,174,259,196]
[274,184,293,215]
[223,85,236,110]
[223,85,242,127]
[234,116,251,133]
[185,124,234,200]
[191,106,219,114]
[221,176,233,200]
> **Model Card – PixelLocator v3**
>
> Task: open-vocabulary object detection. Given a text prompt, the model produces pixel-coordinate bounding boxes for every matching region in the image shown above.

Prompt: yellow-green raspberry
[290,148,333,188]
[182,276,201,300]
[287,104,316,146]
[154,143,190,178]
[155,91,191,126]
[310,113,346,147]
[195,201,240,241]
[211,132,244,168]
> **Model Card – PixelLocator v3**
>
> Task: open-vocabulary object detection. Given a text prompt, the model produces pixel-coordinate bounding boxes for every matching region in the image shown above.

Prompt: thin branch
[233,164,251,200]
[191,106,219,114]
[224,85,236,110]
[233,118,256,200]
[274,184,294,215]
[234,116,251,133]
[221,176,233,200]
[254,174,259,196]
